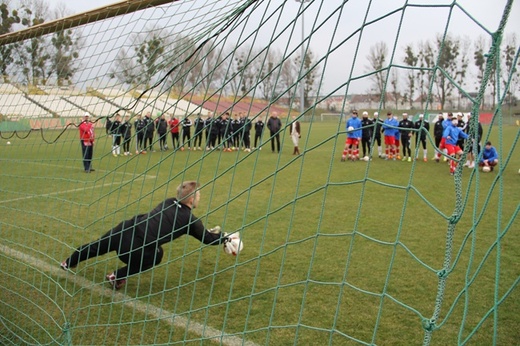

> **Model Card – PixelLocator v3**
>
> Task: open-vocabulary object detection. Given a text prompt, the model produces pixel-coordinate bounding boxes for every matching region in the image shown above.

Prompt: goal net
[0,0,518,345]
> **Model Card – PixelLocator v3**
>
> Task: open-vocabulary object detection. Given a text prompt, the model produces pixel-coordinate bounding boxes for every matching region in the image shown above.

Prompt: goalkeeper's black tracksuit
[64,198,227,280]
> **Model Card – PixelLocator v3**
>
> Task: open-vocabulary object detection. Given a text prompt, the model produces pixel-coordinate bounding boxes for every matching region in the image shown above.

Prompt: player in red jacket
[78,112,95,173]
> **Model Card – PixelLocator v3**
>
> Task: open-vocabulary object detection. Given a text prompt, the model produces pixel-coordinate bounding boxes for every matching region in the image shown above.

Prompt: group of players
[341,110,498,175]
[106,110,267,155]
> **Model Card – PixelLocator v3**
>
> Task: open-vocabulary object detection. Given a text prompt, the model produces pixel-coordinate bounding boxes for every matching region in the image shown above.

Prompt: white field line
[8,160,157,179]
[0,160,157,204]
[0,244,259,346]
[0,179,140,204]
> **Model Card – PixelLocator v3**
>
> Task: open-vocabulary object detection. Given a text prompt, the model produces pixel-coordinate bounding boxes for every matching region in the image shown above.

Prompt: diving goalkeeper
[61,181,231,290]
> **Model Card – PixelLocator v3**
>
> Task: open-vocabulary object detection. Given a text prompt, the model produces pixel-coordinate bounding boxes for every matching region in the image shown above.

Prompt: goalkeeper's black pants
[65,219,164,279]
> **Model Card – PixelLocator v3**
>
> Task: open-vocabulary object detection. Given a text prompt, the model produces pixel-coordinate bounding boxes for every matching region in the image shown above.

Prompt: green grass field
[0,122,519,345]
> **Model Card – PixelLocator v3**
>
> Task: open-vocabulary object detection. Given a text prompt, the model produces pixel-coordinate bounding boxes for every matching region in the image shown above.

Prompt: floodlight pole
[296,0,309,116]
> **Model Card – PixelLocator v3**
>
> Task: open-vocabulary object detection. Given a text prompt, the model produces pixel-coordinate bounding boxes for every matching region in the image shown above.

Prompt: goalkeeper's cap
[362,111,368,116]
[177,181,199,201]
[84,112,90,117]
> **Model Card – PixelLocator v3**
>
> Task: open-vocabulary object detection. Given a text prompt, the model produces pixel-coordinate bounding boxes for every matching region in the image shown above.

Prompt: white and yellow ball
[482,166,491,173]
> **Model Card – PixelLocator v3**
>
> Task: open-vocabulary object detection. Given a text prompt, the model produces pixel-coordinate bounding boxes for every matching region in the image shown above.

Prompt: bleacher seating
[0,83,288,127]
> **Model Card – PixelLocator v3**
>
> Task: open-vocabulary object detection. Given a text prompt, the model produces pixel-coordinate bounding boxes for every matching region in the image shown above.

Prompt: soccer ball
[347,126,354,132]
[363,156,370,161]
[482,166,491,173]
[223,234,243,256]
[6,141,11,145]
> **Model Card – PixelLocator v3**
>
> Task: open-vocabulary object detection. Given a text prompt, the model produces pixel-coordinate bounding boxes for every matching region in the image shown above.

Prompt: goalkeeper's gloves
[208,226,221,234]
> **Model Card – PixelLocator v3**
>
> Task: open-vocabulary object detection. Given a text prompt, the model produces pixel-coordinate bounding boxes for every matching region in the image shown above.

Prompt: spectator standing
[78,112,95,173]
[267,112,282,153]
[155,113,168,151]
[289,114,301,155]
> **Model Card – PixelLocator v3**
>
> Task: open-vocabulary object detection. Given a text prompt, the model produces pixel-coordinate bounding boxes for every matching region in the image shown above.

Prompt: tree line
[0,0,81,86]
[0,1,517,113]
[367,34,519,110]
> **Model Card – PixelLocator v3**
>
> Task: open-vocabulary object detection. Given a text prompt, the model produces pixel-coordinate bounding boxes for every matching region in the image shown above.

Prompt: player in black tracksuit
[360,112,373,158]
[398,114,414,161]
[433,115,445,153]
[371,112,383,157]
[61,181,230,289]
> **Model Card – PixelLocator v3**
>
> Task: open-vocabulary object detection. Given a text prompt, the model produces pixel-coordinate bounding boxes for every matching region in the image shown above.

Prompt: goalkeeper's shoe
[106,273,126,290]
[60,261,69,271]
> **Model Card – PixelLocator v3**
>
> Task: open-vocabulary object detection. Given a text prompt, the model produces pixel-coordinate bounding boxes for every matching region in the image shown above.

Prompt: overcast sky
[37,0,520,96]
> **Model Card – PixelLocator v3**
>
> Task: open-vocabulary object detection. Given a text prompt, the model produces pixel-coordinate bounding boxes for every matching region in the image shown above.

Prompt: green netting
[0,0,519,345]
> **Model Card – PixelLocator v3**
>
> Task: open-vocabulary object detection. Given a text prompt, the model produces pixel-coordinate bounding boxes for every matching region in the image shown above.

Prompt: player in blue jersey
[443,118,468,175]
[341,111,362,161]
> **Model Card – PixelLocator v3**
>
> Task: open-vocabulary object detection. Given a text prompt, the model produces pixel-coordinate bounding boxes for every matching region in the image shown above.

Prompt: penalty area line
[0,178,141,205]
[0,244,259,346]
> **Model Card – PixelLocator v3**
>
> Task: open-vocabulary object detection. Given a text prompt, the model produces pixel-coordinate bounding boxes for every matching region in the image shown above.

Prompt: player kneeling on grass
[61,181,242,290]
[479,141,498,172]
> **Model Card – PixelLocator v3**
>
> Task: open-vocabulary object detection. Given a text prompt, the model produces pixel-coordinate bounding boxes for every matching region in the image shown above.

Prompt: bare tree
[403,43,418,108]
[15,0,51,85]
[109,48,139,86]
[366,41,388,108]
[473,36,488,109]
[433,34,460,109]
[279,57,297,106]
[390,68,400,109]
[417,40,434,109]
[226,45,258,97]
[295,48,319,108]
[258,48,282,101]
[455,37,470,109]
[502,34,519,106]
[188,42,225,95]
[49,4,82,86]
[0,1,21,83]
[136,30,165,89]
